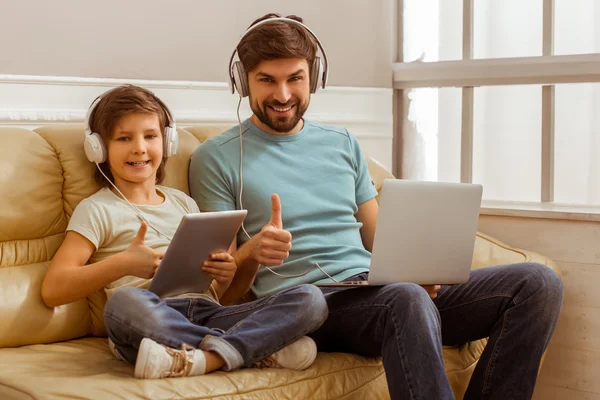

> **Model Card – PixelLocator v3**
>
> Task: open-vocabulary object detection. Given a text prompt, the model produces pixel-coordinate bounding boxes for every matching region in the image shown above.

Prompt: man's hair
[237,13,318,75]
[87,84,169,186]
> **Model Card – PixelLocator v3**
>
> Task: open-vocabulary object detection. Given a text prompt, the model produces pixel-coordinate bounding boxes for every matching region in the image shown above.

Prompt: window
[395,0,600,209]
[402,87,462,182]
[473,0,543,59]
[473,85,541,202]
[555,0,600,56]
[403,0,462,62]
[554,83,600,205]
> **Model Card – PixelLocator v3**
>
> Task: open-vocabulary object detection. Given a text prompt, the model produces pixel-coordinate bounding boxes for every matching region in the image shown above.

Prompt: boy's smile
[126,160,151,168]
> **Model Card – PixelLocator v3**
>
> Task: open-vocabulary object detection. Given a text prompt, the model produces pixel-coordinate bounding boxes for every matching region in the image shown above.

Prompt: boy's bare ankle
[204,351,225,373]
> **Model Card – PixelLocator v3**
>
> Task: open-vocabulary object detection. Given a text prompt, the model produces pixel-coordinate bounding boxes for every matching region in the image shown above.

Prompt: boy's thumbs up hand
[132,221,148,245]
[124,221,164,279]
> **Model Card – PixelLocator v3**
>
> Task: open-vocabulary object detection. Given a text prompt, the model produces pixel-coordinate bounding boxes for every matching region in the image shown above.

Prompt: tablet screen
[148,210,247,298]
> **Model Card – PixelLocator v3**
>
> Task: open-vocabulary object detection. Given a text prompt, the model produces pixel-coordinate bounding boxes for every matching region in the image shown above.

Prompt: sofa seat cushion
[0,337,493,400]
[0,338,389,400]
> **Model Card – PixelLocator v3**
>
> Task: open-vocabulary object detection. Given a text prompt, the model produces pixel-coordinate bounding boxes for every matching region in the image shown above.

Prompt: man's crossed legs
[311,263,563,400]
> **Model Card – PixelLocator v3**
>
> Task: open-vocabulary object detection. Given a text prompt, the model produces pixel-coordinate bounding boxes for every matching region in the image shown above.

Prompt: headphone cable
[95,163,174,241]
[235,99,338,283]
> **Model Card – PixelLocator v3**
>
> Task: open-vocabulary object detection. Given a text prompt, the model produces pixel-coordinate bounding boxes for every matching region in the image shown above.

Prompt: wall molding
[0,108,392,131]
[0,74,393,169]
[0,74,227,89]
[0,74,391,94]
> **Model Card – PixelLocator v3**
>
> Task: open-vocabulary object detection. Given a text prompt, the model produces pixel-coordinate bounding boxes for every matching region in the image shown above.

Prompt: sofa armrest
[472,232,560,276]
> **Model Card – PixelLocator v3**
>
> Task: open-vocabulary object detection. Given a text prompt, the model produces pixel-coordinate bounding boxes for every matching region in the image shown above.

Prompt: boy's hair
[87,84,169,186]
[237,13,318,75]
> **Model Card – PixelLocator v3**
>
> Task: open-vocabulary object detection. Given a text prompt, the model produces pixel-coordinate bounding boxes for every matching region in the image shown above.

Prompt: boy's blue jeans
[313,262,563,400]
[104,284,328,371]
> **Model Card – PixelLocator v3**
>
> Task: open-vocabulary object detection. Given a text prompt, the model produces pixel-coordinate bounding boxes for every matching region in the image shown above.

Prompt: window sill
[480,200,600,222]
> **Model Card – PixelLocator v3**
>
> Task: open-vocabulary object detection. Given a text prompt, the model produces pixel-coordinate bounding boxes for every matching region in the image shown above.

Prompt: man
[189,13,563,400]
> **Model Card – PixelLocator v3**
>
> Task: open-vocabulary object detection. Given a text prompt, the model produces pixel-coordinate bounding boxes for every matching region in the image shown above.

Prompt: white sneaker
[255,336,318,371]
[134,338,206,379]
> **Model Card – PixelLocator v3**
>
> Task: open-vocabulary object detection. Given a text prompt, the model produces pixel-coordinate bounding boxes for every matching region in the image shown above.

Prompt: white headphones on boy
[228,17,329,98]
[81,88,179,242]
[83,89,179,164]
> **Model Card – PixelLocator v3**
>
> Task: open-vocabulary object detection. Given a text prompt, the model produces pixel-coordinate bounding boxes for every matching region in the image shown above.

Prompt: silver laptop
[317,179,482,287]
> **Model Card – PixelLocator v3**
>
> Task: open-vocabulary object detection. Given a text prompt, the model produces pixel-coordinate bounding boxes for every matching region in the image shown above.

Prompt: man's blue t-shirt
[189,119,378,298]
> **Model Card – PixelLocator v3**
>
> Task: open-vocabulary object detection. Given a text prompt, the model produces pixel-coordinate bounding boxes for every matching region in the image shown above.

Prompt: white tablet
[148,209,248,299]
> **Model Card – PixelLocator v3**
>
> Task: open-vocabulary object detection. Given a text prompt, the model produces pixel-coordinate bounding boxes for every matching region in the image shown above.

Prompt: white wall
[0,1,395,170]
[0,0,393,88]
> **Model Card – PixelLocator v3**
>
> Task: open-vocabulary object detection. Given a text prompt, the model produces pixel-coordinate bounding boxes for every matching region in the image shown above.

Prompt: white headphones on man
[228,17,329,98]
[83,89,179,164]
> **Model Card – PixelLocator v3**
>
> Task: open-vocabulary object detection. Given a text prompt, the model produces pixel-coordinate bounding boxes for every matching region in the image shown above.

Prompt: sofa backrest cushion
[0,123,394,347]
[0,126,92,347]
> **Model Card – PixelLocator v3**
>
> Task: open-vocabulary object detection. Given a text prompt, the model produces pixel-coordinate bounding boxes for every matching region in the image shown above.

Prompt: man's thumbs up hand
[250,194,292,266]
[268,194,283,229]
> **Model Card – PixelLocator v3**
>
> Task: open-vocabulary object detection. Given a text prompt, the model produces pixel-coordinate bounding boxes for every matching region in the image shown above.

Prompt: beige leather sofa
[0,125,560,399]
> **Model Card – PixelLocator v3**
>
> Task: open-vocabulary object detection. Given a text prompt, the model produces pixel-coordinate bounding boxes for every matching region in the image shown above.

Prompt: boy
[41,84,327,379]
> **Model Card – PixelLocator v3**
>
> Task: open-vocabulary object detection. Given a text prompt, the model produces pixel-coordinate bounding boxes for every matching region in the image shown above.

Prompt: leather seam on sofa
[476,233,529,260]
[0,383,34,400]
[0,233,65,265]
[231,363,385,395]
[328,370,387,399]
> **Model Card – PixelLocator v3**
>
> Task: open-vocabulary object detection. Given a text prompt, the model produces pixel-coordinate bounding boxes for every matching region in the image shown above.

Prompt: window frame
[393,0,600,220]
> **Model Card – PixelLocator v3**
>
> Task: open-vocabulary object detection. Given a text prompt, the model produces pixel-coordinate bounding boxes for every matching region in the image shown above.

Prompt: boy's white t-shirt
[67,185,217,301]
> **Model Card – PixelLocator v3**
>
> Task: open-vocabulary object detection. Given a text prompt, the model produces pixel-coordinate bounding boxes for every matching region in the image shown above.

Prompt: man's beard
[251,98,309,133]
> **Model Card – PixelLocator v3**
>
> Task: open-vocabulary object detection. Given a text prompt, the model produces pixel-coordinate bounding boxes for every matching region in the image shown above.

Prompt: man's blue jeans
[312,262,563,400]
[104,284,328,371]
